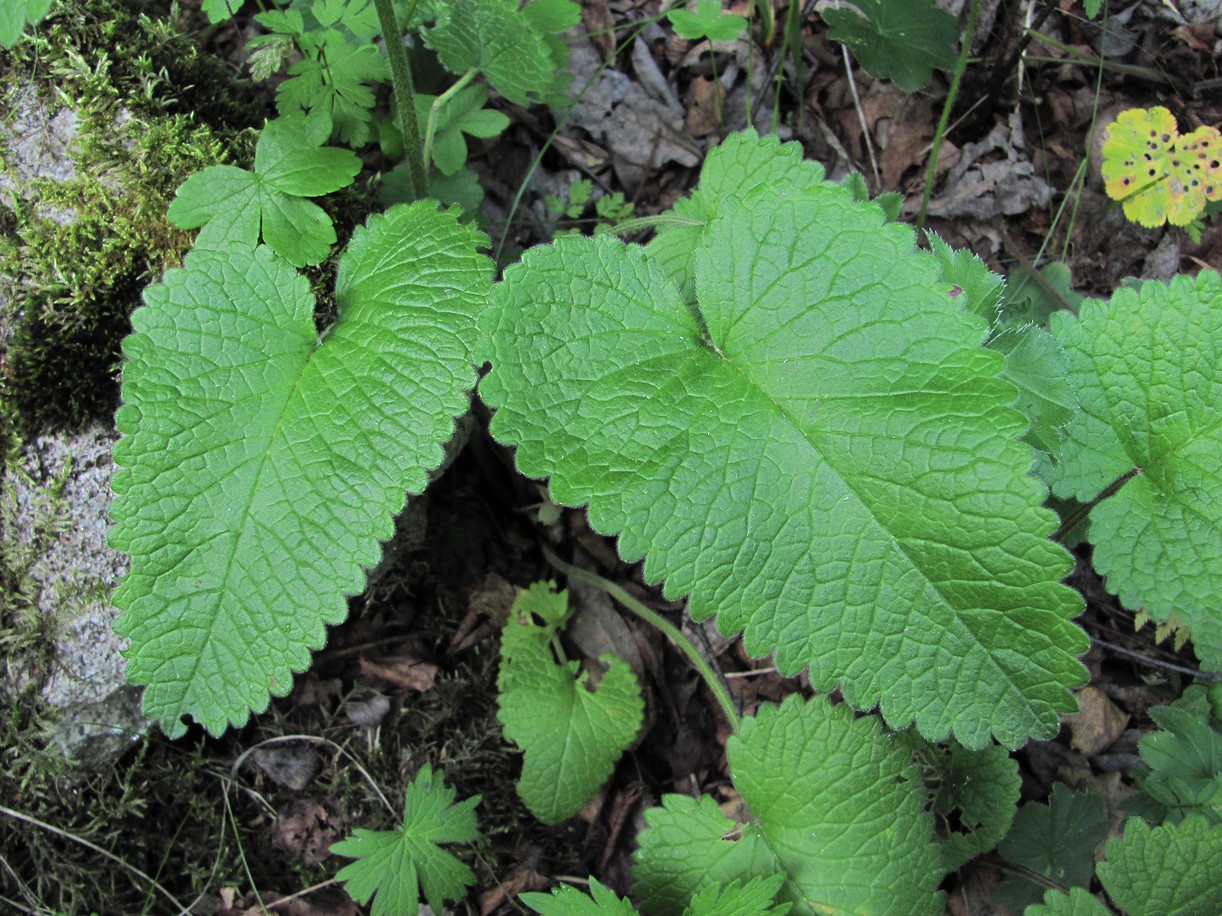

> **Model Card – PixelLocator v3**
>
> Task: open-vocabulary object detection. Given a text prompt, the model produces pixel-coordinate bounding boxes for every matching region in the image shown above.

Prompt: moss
[0,0,268,449]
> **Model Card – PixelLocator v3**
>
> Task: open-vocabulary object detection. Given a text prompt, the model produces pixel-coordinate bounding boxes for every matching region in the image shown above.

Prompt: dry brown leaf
[272,796,345,866]
[357,655,438,693]
[1065,686,1130,756]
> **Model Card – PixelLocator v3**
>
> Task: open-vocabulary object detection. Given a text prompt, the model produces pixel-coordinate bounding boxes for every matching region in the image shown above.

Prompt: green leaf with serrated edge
[1024,887,1112,916]
[633,696,944,915]
[668,0,748,42]
[0,0,53,46]
[497,582,644,824]
[1097,815,1222,916]
[997,784,1108,911]
[167,112,361,267]
[481,173,1086,749]
[988,325,1076,456]
[1083,0,1103,18]
[646,129,825,303]
[1047,271,1222,669]
[901,734,1020,871]
[926,232,1003,323]
[423,0,558,107]
[633,795,778,916]
[1129,703,1222,826]
[684,876,791,916]
[821,0,959,92]
[522,877,637,914]
[332,764,481,916]
[110,203,491,738]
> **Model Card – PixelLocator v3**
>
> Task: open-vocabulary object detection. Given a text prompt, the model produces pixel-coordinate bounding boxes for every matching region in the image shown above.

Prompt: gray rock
[1,423,147,767]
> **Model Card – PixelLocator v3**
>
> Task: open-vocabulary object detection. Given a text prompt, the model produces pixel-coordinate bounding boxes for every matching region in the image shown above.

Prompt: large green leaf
[480,172,1087,749]
[110,203,491,737]
[1048,271,1222,668]
[1096,815,1222,916]
[633,695,945,915]
[820,0,959,93]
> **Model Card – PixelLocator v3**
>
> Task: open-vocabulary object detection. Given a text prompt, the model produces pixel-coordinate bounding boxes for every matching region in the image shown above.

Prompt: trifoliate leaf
[997,784,1109,911]
[416,83,510,176]
[1128,703,1222,826]
[0,0,53,46]
[1101,107,1222,229]
[497,582,644,824]
[423,0,572,107]
[902,736,1020,871]
[821,0,960,93]
[110,203,491,737]
[1047,271,1222,669]
[633,696,945,915]
[646,129,825,303]
[482,167,1087,749]
[1096,815,1222,916]
[668,0,748,42]
[684,876,790,916]
[332,764,481,916]
[167,112,361,267]
[1024,887,1112,916]
[277,32,388,146]
[522,878,637,914]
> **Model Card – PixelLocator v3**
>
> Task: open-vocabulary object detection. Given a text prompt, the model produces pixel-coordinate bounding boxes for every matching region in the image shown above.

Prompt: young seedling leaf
[332,764,481,916]
[820,0,960,93]
[423,0,576,107]
[1096,815,1222,916]
[668,0,748,42]
[997,784,1108,911]
[1083,0,1103,18]
[497,582,644,824]
[1101,107,1222,228]
[646,129,826,303]
[482,168,1087,749]
[416,83,511,176]
[167,112,361,267]
[633,696,945,914]
[0,0,54,46]
[1128,702,1222,826]
[1024,887,1112,916]
[522,877,638,914]
[1047,271,1222,669]
[277,31,389,146]
[110,203,491,737]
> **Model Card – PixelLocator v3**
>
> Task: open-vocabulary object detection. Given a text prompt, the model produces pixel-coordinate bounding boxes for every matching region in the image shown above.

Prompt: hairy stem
[373,0,428,201]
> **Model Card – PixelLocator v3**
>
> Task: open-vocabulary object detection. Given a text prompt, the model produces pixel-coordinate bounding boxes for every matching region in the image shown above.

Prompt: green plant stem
[917,0,979,232]
[424,69,477,175]
[543,548,742,733]
[373,0,428,201]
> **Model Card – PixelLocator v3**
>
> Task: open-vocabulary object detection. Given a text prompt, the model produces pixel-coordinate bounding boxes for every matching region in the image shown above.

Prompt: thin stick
[842,44,880,188]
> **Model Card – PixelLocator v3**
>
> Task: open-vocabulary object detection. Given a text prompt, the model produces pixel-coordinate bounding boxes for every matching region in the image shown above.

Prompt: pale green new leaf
[277,32,388,146]
[1047,271,1222,668]
[481,174,1087,749]
[821,0,959,92]
[646,129,825,303]
[522,877,637,914]
[633,696,944,915]
[497,582,644,824]
[423,0,572,106]
[202,0,245,23]
[1096,815,1222,916]
[167,112,361,267]
[0,0,53,46]
[668,0,748,42]
[332,764,481,916]
[110,203,491,737]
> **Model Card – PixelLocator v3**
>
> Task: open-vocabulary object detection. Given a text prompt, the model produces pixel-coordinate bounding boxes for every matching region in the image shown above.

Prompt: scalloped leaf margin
[110,202,491,737]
